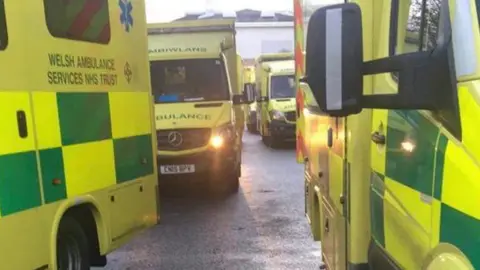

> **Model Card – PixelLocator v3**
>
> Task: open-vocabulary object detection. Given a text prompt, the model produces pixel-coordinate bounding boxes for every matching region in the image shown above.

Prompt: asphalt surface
[99,132,321,270]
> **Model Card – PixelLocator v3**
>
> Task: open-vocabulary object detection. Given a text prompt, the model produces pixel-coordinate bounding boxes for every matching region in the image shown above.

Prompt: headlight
[210,124,236,149]
[270,110,285,121]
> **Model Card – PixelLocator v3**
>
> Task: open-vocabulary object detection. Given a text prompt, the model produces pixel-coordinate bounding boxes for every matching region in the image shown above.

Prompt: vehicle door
[235,54,245,140]
[220,35,241,134]
[0,3,49,267]
[368,0,441,268]
[321,116,347,270]
[262,74,271,136]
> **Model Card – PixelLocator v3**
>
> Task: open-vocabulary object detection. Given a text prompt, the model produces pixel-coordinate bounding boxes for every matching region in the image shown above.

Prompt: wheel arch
[422,243,474,270]
[49,196,109,269]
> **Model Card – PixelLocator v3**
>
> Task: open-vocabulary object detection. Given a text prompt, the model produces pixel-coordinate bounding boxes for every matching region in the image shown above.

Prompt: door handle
[16,110,28,138]
[371,131,385,145]
[327,127,333,148]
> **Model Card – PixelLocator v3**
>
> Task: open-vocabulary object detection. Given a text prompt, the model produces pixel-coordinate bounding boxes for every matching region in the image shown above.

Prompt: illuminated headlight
[210,124,236,149]
[270,110,285,121]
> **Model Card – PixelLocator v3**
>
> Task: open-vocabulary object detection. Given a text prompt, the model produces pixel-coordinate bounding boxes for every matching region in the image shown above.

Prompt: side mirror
[232,94,244,105]
[243,84,255,104]
[304,2,454,117]
[256,96,268,103]
[304,3,363,117]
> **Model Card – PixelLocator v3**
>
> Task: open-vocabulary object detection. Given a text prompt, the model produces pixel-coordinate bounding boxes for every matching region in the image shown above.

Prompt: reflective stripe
[452,0,476,77]
[325,8,343,111]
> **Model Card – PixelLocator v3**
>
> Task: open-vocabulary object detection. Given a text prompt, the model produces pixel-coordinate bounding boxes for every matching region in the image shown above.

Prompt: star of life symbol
[119,0,133,32]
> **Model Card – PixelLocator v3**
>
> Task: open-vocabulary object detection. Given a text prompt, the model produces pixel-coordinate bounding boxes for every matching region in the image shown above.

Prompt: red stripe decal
[68,0,104,36]
[98,23,111,43]
[294,0,304,28]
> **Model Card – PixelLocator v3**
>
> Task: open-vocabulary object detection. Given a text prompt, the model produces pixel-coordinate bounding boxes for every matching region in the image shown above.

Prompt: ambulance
[255,53,297,147]
[296,0,480,269]
[243,65,258,133]
[147,19,253,194]
[0,0,160,269]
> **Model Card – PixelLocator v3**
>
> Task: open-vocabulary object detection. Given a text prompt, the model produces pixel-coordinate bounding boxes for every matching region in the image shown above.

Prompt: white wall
[235,22,294,60]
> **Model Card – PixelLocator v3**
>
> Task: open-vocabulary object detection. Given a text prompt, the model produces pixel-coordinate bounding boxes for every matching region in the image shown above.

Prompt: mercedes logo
[167,131,183,147]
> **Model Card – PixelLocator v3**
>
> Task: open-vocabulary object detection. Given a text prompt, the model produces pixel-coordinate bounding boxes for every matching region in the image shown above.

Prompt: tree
[406,0,441,50]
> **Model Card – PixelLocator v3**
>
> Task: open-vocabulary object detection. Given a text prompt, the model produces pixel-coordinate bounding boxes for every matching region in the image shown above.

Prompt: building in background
[175,9,294,63]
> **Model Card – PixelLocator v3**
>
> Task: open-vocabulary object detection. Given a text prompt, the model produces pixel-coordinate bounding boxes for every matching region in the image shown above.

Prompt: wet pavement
[98,132,320,270]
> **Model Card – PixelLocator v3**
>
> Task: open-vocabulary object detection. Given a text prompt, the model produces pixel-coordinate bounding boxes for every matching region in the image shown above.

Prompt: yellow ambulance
[255,53,296,147]
[296,0,480,269]
[147,19,253,194]
[0,0,160,269]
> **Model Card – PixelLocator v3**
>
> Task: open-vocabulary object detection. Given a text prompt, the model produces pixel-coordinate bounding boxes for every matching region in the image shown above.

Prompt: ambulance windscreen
[150,59,229,103]
[270,75,295,99]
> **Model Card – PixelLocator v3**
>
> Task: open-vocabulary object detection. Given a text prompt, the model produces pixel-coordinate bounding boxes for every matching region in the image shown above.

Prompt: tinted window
[477,1,480,29]
[0,0,7,50]
[150,59,230,104]
[270,75,295,99]
[44,0,111,44]
[391,0,441,56]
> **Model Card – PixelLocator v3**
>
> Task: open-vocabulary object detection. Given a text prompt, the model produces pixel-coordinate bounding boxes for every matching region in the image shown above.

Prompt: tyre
[262,135,270,146]
[210,158,240,196]
[247,123,257,133]
[224,158,240,194]
[57,215,90,270]
[262,135,278,148]
[227,171,240,194]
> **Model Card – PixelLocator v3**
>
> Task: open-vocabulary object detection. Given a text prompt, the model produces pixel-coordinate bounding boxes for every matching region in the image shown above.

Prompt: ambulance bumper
[157,145,236,179]
[269,120,296,140]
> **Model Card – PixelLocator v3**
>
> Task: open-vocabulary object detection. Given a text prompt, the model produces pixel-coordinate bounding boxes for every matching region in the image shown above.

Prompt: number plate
[160,164,195,174]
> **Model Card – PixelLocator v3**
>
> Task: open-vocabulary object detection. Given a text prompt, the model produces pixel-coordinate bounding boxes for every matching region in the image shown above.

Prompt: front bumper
[269,120,296,140]
[157,144,236,177]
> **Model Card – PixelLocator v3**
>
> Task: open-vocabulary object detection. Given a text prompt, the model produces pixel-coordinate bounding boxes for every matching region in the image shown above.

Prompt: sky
[145,0,341,23]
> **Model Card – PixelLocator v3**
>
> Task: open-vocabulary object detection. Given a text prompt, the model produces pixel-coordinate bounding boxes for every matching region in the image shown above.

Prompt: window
[476,1,480,31]
[0,0,7,50]
[150,59,230,104]
[390,0,441,56]
[390,0,461,139]
[44,0,111,44]
[270,75,295,99]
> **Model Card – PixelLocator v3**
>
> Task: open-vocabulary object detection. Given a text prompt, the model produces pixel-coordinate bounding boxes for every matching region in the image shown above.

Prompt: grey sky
[145,0,341,23]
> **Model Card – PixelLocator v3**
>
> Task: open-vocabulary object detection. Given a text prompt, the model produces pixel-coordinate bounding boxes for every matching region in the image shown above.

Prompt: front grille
[285,111,296,122]
[157,128,211,151]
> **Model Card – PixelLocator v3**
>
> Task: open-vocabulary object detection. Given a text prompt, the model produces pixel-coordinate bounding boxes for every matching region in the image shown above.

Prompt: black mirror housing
[304,1,455,117]
[304,3,363,117]
[232,94,245,105]
[243,84,255,104]
[256,96,268,103]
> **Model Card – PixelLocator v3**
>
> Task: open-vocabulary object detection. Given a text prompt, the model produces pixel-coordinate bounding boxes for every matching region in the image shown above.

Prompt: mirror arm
[361,94,424,110]
[362,51,432,75]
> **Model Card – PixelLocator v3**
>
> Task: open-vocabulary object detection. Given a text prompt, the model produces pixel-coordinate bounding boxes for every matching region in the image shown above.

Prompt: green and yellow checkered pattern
[0,91,154,217]
[370,106,480,269]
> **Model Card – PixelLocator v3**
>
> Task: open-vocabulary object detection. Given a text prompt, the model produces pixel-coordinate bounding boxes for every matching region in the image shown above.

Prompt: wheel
[57,215,90,270]
[224,157,240,194]
[227,171,240,194]
[262,135,270,146]
[247,123,257,133]
[210,158,240,196]
[262,135,278,148]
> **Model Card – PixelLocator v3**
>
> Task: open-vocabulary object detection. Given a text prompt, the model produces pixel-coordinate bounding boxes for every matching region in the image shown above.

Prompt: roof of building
[174,9,294,22]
